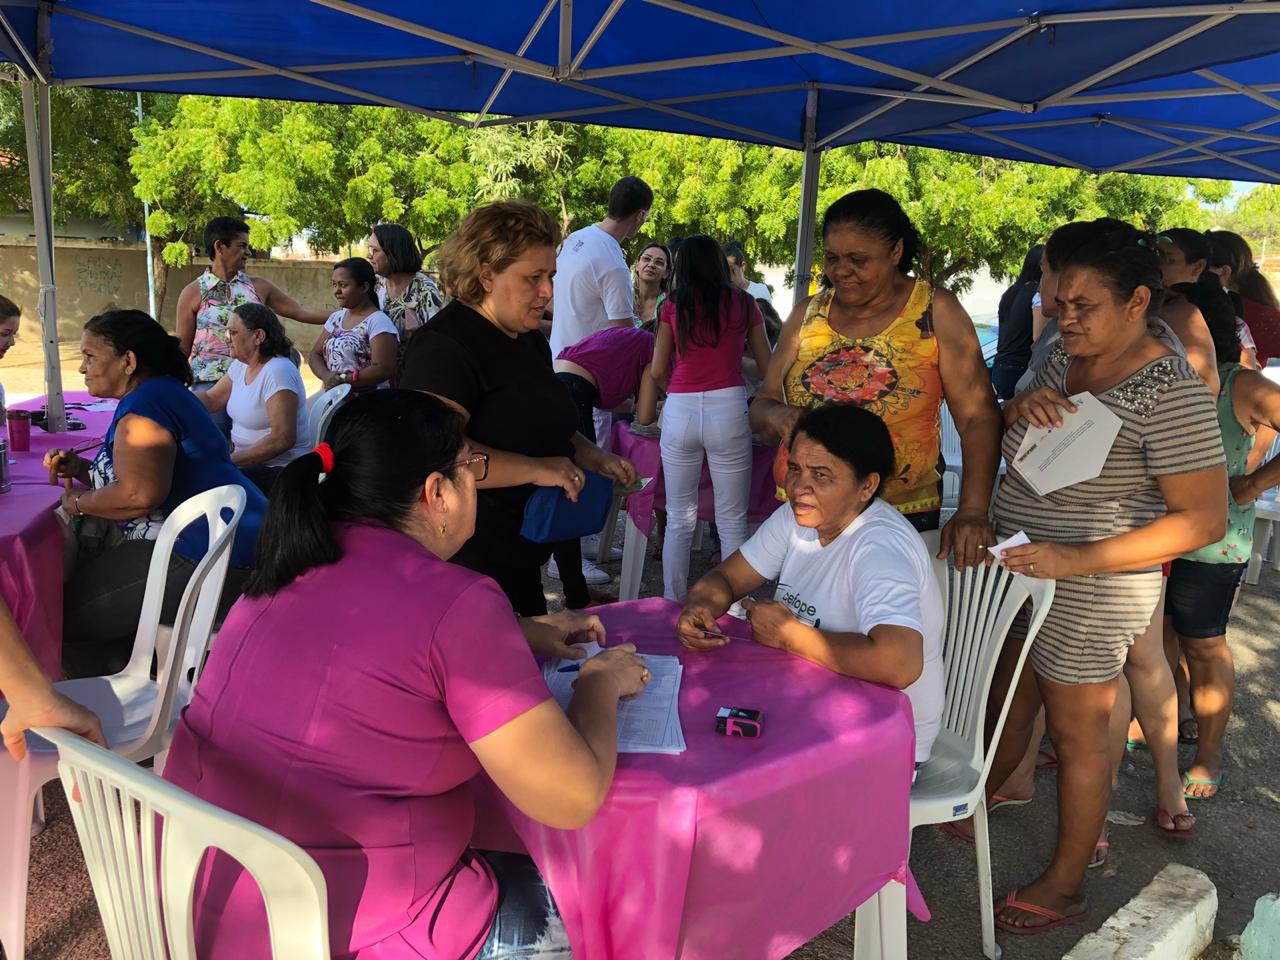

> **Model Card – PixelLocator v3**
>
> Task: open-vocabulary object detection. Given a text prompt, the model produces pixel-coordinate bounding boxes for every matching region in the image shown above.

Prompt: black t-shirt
[994,279,1037,366]
[398,300,579,573]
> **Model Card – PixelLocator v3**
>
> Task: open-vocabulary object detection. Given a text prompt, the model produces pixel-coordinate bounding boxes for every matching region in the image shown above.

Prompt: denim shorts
[1166,558,1246,639]
[475,851,571,959]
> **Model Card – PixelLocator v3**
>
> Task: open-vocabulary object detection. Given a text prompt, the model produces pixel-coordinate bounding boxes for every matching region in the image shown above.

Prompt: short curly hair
[437,201,561,305]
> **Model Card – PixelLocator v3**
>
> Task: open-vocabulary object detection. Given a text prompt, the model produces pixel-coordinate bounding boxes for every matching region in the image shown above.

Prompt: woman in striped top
[985,228,1227,935]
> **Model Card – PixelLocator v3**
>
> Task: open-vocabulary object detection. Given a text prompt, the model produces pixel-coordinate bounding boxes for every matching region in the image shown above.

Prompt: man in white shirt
[547,176,652,584]
[723,240,772,303]
[674,404,945,763]
[549,176,653,358]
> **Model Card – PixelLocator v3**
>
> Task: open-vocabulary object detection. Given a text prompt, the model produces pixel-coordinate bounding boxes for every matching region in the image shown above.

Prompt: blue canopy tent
[4,0,1280,428]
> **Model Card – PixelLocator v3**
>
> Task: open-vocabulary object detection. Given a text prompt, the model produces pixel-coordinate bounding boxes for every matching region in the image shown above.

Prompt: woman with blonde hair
[398,201,637,614]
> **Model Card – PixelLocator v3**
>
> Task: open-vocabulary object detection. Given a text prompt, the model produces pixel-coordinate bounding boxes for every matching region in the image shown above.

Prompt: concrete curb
[1063,864,1216,960]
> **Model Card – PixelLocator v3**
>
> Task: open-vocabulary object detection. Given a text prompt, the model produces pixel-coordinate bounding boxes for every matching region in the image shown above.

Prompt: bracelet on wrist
[73,494,84,516]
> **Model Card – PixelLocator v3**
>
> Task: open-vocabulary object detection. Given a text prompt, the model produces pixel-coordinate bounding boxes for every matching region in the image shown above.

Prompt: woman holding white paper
[982,227,1226,936]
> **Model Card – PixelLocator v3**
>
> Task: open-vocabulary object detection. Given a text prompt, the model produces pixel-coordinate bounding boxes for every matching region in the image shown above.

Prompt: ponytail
[245,390,466,596]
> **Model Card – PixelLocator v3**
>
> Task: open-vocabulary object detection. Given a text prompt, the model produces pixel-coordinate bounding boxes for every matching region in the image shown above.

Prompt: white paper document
[543,653,686,755]
[1011,392,1122,495]
[987,530,1030,562]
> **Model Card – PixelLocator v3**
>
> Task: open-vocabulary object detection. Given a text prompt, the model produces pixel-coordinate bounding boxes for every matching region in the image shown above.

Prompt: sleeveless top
[191,270,261,384]
[1186,362,1255,565]
[783,280,943,514]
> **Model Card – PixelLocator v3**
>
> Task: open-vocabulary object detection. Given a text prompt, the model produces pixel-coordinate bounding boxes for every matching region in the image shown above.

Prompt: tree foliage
[1219,184,1280,252]
[0,85,1247,296]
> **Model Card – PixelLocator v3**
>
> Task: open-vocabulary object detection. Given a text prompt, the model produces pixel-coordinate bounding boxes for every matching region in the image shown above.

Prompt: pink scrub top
[163,523,552,960]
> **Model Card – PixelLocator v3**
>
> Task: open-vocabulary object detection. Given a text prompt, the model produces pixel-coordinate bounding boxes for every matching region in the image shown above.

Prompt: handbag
[520,469,613,543]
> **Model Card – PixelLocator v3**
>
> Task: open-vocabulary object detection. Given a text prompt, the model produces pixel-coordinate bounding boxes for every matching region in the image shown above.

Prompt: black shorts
[1166,558,1246,639]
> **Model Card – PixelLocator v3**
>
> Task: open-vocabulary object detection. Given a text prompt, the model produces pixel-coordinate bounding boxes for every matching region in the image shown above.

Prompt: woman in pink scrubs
[163,389,650,959]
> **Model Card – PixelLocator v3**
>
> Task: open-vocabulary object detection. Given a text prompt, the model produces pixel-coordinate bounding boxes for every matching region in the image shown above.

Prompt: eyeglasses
[449,452,489,482]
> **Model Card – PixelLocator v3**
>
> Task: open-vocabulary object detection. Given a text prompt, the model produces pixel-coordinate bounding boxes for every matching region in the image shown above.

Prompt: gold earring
[440,523,447,535]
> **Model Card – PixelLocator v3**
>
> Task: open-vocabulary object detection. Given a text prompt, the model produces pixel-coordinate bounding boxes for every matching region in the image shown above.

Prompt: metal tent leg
[792,87,822,310]
[20,78,64,432]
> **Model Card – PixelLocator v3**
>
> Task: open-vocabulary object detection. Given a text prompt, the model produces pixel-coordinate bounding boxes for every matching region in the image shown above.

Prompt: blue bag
[520,469,613,543]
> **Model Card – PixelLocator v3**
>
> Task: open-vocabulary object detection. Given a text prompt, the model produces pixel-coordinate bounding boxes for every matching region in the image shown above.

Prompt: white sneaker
[580,559,612,584]
[546,557,612,584]
[581,534,623,561]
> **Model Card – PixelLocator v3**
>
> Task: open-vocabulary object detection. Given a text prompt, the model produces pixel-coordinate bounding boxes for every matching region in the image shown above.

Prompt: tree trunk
[150,235,171,323]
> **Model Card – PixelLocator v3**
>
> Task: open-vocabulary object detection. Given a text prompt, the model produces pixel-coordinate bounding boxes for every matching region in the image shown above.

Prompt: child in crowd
[549,325,660,608]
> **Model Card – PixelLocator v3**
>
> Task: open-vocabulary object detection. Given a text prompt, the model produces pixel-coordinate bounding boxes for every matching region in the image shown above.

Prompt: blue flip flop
[1183,771,1226,799]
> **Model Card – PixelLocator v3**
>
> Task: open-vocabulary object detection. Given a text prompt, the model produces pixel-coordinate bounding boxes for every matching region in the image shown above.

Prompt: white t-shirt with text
[226,357,313,467]
[549,224,634,356]
[739,499,945,763]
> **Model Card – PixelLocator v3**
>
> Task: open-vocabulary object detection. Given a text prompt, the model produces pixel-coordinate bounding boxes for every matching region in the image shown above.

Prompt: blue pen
[556,663,583,673]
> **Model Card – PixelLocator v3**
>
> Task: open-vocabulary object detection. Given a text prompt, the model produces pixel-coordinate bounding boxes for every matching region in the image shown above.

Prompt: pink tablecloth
[1,393,115,684]
[611,421,780,537]
[472,598,926,960]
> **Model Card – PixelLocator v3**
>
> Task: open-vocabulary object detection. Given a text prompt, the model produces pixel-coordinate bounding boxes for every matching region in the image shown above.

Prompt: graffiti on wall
[76,255,123,297]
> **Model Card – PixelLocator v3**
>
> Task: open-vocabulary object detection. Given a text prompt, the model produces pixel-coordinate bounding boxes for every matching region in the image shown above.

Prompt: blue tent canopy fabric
[3,0,1280,181]
[5,0,1280,425]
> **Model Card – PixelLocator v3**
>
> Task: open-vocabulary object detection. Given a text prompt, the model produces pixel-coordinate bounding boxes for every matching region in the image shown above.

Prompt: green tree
[0,77,174,229]
[1221,184,1280,252]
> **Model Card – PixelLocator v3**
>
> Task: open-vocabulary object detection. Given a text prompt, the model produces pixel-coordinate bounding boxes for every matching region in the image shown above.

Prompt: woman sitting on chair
[164,390,650,960]
[196,303,311,495]
[44,310,266,677]
[676,403,945,764]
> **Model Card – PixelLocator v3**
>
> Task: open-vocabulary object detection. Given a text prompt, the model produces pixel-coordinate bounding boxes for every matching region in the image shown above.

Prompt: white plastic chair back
[122,485,245,761]
[310,384,351,447]
[932,556,1055,788]
[37,729,329,960]
[939,403,962,507]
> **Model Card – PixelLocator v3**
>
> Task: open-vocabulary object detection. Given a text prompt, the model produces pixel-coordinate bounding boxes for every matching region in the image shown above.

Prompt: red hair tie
[313,442,336,474]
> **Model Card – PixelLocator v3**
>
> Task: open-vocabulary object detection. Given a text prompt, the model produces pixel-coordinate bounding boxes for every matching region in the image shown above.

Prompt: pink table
[610,422,780,600]
[472,598,926,960]
[1,393,115,685]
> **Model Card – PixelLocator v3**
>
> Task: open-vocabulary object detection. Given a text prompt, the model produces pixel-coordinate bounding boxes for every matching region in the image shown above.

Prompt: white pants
[660,387,752,600]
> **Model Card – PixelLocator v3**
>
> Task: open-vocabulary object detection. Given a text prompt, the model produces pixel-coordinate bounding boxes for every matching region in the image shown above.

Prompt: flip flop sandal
[1178,719,1200,745]
[1126,739,1149,752]
[937,821,974,843]
[1184,772,1227,799]
[1087,838,1110,869]
[1154,808,1198,839]
[989,794,1033,813]
[994,889,1089,935]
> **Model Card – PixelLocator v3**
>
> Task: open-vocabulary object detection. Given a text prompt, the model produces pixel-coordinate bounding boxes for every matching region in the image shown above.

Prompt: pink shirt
[660,289,762,394]
[163,523,551,960]
[557,326,656,408]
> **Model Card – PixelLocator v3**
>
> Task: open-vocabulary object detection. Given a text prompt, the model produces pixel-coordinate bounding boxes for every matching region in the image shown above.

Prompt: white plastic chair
[940,402,963,508]
[36,728,329,960]
[0,485,246,960]
[905,557,1055,960]
[1246,431,1280,586]
[310,384,351,446]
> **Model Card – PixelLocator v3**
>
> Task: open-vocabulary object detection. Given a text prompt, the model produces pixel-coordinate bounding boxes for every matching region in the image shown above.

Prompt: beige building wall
[0,237,341,349]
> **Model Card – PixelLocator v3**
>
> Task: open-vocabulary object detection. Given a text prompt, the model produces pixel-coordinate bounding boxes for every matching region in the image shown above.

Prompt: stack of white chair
[37,727,329,960]
[0,485,246,960]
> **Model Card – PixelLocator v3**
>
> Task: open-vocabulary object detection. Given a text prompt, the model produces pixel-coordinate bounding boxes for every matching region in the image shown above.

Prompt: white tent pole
[136,92,157,319]
[20,77,64,432]
[792,88,821,312]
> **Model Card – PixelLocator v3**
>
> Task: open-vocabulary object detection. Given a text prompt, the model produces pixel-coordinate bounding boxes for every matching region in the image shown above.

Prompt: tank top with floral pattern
[783,279,943,514]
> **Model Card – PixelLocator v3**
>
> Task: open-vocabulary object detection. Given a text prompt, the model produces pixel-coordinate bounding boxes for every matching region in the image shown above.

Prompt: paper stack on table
[544,650,687,755]
[1011,392,1122,496]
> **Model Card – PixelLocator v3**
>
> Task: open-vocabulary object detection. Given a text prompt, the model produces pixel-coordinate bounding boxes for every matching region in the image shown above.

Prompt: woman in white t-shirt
[199,303,312,494]
[676,403,945,764]
[308,257,398,392]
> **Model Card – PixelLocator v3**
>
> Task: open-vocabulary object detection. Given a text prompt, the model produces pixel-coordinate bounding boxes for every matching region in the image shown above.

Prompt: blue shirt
[98,377,266,567]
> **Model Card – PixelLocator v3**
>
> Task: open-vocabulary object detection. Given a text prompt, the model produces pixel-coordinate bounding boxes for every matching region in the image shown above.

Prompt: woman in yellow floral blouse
[750,189,1002,568]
